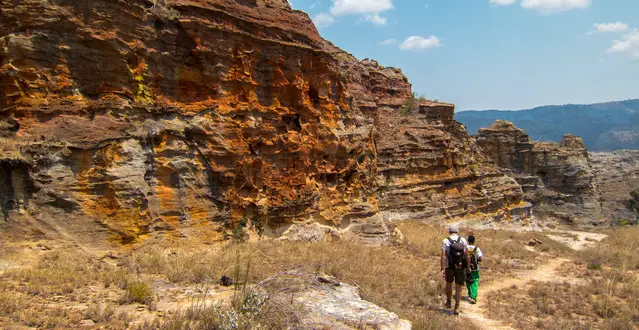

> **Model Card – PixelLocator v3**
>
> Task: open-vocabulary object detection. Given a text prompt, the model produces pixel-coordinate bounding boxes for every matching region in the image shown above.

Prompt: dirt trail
[460,257,570,329]
[460,230,608,330]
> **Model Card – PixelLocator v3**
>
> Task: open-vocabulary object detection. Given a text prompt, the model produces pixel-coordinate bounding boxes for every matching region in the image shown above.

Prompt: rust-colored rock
[374,103,529,223]
[0,0,532,246]
[337,60,530,223]
[0,0,392,244]
[477,120,604,227]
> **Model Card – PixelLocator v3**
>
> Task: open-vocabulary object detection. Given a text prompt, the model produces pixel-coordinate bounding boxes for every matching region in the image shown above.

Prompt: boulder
[258,271,412,330]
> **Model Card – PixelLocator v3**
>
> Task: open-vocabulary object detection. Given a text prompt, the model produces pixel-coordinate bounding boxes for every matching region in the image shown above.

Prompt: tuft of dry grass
[581,226,639,271]
[120,280,155,307]
[4,251,105,297]
[0,291,84,329]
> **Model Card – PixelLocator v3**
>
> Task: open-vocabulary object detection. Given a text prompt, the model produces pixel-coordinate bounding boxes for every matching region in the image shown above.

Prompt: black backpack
[447,237,466,270]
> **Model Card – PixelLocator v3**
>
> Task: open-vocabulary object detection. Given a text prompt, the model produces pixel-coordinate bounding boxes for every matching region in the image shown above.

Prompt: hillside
[456,99,639,151]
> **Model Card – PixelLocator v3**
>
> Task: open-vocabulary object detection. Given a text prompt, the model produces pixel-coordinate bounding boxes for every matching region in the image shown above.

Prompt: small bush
[120,280,154,306]
[587,261,603,270]
[0,292,30,316]
[85,303,116,323]
[400,92,427,115]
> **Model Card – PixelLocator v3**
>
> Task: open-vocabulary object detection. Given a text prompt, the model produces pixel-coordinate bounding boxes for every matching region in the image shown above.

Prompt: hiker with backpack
[441,224,470,315]
[465,234,484,305]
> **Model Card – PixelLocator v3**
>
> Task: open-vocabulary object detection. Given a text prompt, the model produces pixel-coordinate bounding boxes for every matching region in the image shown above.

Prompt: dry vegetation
[0,222,636,329]
[487,226,639,329]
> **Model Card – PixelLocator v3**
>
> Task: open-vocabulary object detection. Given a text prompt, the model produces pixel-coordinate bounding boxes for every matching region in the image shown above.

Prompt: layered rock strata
[0,0,531,246]
[374,103,529,222]
[337,60,530,223]
[0,0,392,244]
[590,150,639,223]
[477,120,604,226]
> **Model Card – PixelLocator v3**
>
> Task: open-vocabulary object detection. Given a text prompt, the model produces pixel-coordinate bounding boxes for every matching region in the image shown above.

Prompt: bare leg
[445,281,453,307]
[455,283,462,310]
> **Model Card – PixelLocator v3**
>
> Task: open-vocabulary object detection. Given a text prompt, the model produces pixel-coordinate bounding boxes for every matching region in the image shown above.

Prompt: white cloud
[591,22,629,33]
[363,14,387,26]
[313,13,335,28]
[330,0,393,16]
[521,0,590,14]
[378,38,397,45]
[399,35,441,51]
[607,29,639,56]
[490,0,516,6]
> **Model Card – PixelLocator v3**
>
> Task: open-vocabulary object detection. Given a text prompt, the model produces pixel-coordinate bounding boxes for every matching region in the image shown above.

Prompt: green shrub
[121,280,154,306]
[587,261,603,271]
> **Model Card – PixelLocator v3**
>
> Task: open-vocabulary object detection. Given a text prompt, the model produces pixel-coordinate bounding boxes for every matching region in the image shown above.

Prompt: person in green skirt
[466,234,484,304]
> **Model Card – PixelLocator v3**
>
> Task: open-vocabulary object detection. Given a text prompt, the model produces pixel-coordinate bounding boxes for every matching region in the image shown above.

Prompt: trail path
[546,231,608,251]
[460,257,570,329]
[459,230,608,330]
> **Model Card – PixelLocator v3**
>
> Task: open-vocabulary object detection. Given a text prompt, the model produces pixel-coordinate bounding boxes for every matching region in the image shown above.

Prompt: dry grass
[398,221,575,281]
[120,280,155,306]
[84,303,132,328]
[2,222,633,329]
[0,291,84,328]
[3,251,105,297]
[487,226,639,329]
[112,222,480,329]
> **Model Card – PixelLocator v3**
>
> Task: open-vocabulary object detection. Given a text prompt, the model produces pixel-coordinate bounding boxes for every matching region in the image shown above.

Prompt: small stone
[79,319,95,327]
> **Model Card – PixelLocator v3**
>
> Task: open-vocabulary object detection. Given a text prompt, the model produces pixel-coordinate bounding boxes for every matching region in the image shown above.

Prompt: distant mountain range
[456,99,639,151]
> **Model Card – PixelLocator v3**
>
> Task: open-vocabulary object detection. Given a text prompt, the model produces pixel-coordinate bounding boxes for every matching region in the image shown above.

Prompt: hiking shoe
[445,300,452,309]
[469,298,477,305]
[454,308,460,316]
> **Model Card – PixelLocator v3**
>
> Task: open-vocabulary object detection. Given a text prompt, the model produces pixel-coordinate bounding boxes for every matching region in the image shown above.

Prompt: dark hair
[468,234,476,244]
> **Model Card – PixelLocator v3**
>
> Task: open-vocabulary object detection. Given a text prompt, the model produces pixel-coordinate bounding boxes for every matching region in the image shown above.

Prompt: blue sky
[289,0,639,110]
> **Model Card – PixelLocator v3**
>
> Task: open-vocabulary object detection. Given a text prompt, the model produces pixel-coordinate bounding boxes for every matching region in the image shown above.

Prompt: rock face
[374,102,529,222]
[477,120,604,226]
[590,150,639,223]
[0,0,390,244]
[336,59,529,223]
[0,0,531,246]
[258,271,412,330]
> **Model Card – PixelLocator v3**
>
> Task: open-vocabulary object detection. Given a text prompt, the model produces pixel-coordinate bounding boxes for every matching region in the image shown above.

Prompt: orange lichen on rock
[0,0,531,247]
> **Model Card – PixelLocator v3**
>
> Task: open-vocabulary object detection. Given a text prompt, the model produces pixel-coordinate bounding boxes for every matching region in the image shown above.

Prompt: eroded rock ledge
[477,120,604,227]
[1,0,530,246]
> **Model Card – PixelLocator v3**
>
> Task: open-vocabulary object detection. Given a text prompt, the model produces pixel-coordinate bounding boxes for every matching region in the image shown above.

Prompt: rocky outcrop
[258,271,412,330]
[0,0,532,246]
[334,60,529,223]
[477,120,604,226]
[374,103,529,223]
[0,0,391,244]
[590,150,639,223]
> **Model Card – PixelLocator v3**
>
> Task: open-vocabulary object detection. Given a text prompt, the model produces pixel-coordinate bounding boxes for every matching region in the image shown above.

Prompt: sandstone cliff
[476,120,604,227]
[590,150,639,223]
[1,0,529,246]
[334,59,529,224]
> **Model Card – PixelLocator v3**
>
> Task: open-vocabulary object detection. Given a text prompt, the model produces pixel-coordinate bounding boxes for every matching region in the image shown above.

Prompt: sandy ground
[459,230,608,330]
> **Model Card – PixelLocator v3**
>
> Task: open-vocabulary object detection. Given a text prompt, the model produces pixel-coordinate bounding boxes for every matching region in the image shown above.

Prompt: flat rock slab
[258,271,411,330]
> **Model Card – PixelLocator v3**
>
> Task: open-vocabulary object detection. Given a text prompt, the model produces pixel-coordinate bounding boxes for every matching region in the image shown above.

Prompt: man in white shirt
[441,224,470,315]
